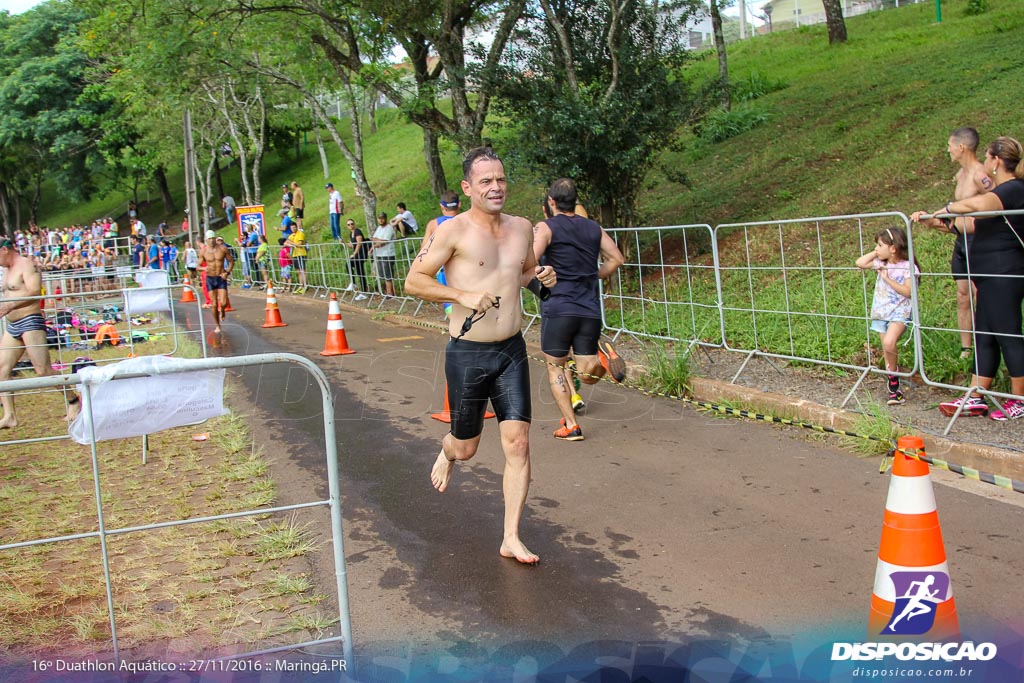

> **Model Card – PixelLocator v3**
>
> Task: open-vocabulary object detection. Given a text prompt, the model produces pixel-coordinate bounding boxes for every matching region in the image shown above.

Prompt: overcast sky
[0,0,42,14]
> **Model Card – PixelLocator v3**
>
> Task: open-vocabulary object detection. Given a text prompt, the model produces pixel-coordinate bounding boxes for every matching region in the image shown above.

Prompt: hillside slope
[39,0,1024,233]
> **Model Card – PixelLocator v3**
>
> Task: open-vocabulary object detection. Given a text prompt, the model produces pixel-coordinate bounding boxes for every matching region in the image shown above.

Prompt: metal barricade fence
[713,213,920,406]
[0,353,354,668]
[303,237,438,316]
[250,212,1021,433]
[0,281,207,456]
[602,224,721,348]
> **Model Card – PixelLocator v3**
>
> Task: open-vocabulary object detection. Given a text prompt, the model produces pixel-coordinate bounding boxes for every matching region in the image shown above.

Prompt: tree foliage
[0,2,106,229]
[493,0,698,227]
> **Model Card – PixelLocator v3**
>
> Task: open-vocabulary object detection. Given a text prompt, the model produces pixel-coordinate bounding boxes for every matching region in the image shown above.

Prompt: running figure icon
[886,574,940,632]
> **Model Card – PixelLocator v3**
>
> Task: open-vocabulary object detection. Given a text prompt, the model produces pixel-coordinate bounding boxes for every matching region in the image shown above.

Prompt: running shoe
[343,283,356,292]
[886,390,905,406]
[989,399,1024,422]
[571,393,585,413]
[554,418,584,441]
[354,294,368,301]
[241,283,252,290]
[938,395,988,417]
[597,340,627,383]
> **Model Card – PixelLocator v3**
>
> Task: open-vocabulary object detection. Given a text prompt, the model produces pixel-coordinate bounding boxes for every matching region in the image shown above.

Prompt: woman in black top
[914,136,1024,420]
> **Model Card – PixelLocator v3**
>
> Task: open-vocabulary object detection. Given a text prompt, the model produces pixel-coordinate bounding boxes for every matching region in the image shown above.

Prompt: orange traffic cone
[261,282,288,328]
[868,436,959,640]
[180,276,198,303]
[431,382,495,423]
[223,286,235,312]
[320,293,356,356]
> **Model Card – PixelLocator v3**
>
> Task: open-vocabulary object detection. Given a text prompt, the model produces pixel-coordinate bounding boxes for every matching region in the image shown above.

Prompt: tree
[493,0,698,227]
[709,0,730,110]
[822,0,847,44]
[282,0,528,193]
[0,3,107,230]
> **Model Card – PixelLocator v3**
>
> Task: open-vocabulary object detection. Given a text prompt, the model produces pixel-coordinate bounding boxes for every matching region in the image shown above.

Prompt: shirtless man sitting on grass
[405,147,557,566]
[0,238,80,428]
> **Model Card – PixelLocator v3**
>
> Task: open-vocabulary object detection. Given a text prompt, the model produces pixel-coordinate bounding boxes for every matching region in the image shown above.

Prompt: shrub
[696,106,770,144]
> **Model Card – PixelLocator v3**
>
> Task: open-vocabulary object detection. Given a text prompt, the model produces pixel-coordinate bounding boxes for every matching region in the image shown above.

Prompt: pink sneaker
[990,399,1024,421]
[938,395,988,417]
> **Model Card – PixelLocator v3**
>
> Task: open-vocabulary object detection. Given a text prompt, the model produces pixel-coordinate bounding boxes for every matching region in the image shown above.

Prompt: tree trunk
[214,159,225,205]
[423,128,447,196]
[709,0,731,111]
[28,175,43,225]
[0,183,10,235]
[315,120,330,179]
[822,0,848,44]
[368,94,377,135]
[154,165,176,215]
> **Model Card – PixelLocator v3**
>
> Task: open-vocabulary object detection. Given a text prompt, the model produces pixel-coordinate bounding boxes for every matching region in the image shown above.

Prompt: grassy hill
[668,0,1023,226]
[38,0,1024,233]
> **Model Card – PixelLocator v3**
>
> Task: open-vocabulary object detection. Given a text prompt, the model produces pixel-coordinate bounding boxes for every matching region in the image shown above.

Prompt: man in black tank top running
[533,178,625,442]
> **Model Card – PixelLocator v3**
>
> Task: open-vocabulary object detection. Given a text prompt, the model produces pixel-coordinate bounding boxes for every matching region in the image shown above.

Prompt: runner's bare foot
[500,538,540,566]
[0,415,17,429]
[214,326,222,334]
[430,448,454,492]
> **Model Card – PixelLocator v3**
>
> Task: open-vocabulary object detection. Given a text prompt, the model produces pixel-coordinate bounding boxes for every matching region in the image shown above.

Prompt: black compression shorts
[540,315,602,357]
[951,233,972,281]
[206,275,228,291]
[445,332,531,440]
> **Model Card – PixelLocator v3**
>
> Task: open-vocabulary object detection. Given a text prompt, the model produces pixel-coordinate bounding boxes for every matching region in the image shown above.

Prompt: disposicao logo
[883,570,950,635]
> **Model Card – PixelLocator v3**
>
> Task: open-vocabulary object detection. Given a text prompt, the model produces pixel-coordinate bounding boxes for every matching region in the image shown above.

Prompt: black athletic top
[349,228,369,260]
[539,213,605,319]
[970,178,1024,277]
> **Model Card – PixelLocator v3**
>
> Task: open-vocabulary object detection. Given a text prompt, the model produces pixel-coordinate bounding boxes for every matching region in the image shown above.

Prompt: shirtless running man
[199,230,234,333]
[0,238,80,428]
[405,147,557,566]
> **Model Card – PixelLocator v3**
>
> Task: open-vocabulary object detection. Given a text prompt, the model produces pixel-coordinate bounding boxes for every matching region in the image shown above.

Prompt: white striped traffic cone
[320,292,355,355]
[261,282,288,328]
[868,435,959,640]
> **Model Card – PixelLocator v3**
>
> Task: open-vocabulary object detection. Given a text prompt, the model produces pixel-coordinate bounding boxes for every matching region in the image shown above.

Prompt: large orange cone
[320,293,356,356]
[223,288,235,312]
[868,436,959,640]
[261,282,288,328]
[431,382,495,423]
[180,276,198,303]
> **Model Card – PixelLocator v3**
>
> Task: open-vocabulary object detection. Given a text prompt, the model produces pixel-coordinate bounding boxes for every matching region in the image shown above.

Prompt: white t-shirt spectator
[372,225,396,257]
[393,209,418,234]
[329,189,343,215]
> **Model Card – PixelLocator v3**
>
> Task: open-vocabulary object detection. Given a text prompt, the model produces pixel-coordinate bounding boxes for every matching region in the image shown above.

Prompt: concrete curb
[691,376,1024,482]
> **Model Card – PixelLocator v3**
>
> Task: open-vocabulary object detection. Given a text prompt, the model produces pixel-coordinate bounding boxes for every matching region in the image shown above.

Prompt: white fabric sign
[125,269,171,313]
[69,356,227,445]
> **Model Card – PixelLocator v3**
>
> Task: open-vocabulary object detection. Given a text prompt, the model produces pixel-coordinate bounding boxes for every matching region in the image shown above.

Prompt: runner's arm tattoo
[417,234,436,263]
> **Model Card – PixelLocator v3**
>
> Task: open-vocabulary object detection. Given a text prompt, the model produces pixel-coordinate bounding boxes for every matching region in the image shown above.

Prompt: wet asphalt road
[180,292,1024,668]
